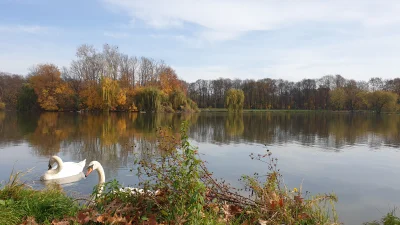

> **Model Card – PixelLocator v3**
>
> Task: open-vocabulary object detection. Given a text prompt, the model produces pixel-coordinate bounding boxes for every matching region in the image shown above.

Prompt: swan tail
[79,159,86,168]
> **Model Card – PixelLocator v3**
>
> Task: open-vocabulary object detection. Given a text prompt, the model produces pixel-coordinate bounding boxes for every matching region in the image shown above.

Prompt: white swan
[85,161,156,196]
[40,156,86,181]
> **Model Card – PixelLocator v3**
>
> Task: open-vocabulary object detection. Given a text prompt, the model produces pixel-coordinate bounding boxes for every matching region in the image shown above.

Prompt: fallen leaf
[21,217,39,225]
[149,214,157,225]
[77,211,91,224]
[51,220,70,225]
[258,219,267,225]
[96,214,107,223]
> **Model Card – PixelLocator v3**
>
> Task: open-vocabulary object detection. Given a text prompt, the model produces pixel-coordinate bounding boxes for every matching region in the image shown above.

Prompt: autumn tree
[0,72,25,109]
[343,80,359,110]
[354,91,369,110]
[329,88,346,110]
[159,67,183,95]
[101,77,126,110]
[80,81,103,110]
[29,64,73,111]
[225,88,245,112]
[366,91,398,113]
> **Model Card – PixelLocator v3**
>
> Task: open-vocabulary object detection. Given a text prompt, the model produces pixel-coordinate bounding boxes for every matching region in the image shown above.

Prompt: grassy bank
[0,172,80,224]
[200,108,321,112]
[0,122,361,224]
[200,108,400,114]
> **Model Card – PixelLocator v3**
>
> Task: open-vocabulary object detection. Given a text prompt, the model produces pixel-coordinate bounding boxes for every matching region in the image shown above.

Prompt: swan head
[85,161,101,177]
[48,156,61,170]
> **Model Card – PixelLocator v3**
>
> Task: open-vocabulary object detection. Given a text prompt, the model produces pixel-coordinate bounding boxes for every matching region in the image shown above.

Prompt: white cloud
[150,34,204,48]
[173,32,400,82]
[103,0,400,41]
[103,31,130,38]
[0,24,49,34]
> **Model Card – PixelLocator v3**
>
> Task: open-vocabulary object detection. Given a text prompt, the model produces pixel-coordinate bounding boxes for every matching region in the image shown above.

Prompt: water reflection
[41,172,85,186]
[0,112,399,157]
[189,112,400,149]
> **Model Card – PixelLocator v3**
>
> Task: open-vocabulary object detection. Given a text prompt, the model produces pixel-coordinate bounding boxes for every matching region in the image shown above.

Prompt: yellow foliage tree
[329,88,346,110]
[366,91,398,113]
[225,88,245,112]
[101,77,126,110]
[116,89,127,106]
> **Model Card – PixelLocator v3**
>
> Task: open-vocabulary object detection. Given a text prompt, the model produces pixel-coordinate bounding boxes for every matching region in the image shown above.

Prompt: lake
[0,111,399,224]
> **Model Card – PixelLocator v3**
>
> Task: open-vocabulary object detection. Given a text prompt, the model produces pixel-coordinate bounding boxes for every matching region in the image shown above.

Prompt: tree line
[0,43,399,113]
[188,75,400,113]
[0,44,197,112]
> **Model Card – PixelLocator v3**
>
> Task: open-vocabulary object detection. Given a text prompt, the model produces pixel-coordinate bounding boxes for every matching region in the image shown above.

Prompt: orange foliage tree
[159,67,184,95]
[79,81,103,110]
[79,77,127,111]
[29,64,73,111]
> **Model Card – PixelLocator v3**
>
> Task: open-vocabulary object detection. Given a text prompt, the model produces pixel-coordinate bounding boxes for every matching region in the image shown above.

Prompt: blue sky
[1,0,400,82]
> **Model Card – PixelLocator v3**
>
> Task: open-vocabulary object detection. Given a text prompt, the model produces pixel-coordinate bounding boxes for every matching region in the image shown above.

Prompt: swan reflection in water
[41,172,85,187]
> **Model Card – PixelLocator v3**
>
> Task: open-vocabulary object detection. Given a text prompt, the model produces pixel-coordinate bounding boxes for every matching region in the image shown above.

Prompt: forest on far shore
[0,43,399,113]
[188,76,400,113]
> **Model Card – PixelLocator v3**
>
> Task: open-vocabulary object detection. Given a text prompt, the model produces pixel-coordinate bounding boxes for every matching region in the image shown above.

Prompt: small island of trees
[0,44,198,113]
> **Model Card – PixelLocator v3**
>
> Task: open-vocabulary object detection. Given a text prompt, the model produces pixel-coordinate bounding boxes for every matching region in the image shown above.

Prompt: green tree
[169,89,187,110]
[135,87,162,112]
[17,84,39,111]
[225,88,245,112]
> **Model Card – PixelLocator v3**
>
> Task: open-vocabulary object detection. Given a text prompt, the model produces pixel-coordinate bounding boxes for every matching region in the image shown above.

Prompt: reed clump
[0,169,80,225]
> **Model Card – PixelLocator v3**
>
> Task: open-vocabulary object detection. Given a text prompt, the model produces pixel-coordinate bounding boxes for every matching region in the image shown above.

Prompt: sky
[1,0,400,82]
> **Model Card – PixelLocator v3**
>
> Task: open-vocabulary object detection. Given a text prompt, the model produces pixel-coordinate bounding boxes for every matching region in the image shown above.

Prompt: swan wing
[42,159,86,180]
[56,161,85,177]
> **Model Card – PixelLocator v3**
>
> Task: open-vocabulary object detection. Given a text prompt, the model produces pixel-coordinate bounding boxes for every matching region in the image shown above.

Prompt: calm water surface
[0,111,400,224]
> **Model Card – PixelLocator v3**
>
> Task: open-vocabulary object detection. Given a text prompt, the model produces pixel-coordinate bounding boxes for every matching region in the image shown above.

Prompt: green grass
[0,171,81,225]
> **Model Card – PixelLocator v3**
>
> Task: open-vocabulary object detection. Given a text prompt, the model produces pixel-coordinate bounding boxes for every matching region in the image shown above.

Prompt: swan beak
[48,164,52,170]
[85,167,93,177]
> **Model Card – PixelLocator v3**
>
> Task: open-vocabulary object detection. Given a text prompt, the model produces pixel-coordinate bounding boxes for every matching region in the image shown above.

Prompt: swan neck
[96,164,105,195]
[53,156,63,173]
